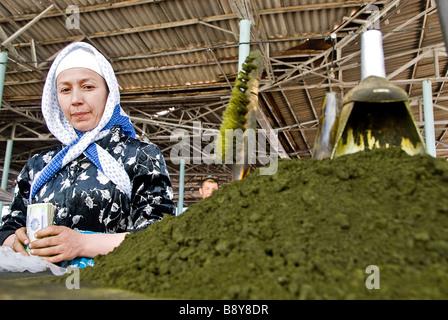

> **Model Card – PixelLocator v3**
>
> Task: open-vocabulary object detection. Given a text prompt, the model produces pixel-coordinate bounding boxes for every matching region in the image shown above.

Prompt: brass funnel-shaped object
[331,76,426,158]
[330,29,426,158]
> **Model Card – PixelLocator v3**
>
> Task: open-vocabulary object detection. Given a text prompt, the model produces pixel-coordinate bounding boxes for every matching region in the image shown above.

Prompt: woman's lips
[72,112,89,119]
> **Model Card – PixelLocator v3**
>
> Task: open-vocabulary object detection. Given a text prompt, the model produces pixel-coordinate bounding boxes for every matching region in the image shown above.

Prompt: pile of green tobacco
[80,148,448,299]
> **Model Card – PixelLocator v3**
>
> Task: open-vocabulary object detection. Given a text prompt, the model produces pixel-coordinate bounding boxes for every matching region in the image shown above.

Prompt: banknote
[26,203,55,244]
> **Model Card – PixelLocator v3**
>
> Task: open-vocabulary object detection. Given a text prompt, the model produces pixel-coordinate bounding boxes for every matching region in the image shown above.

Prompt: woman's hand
[28,225,84,264]
[3,227,30,256]
[5,225,128,264]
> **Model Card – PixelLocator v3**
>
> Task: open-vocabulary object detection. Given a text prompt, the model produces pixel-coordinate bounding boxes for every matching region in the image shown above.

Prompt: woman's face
[56,67,108,132]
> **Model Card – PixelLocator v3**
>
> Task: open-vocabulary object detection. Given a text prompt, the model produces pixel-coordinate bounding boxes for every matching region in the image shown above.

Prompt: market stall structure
[0,0,446,205]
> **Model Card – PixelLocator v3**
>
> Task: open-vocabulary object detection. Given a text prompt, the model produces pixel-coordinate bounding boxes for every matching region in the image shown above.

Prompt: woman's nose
[70,88,83,106]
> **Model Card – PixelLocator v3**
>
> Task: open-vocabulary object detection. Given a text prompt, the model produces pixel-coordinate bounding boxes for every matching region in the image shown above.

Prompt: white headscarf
[55,46,104,79]
[30,42,136,202]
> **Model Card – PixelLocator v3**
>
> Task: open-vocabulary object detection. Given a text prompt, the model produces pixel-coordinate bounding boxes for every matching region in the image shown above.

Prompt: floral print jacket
[0,126,175,244]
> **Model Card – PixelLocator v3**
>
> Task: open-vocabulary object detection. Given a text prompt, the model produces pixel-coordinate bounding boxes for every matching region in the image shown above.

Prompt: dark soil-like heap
[80,148,448,299]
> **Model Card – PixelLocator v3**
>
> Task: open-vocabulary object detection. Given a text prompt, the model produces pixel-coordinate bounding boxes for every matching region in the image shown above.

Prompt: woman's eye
[59,87,70,93]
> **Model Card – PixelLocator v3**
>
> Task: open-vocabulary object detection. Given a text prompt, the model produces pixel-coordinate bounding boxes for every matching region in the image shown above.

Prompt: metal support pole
[0,51,8,215]
[0,51,8,111]
[238,19,251,73]
[423,80,436,157]
[176,158,185,216]
[1,139,13,190]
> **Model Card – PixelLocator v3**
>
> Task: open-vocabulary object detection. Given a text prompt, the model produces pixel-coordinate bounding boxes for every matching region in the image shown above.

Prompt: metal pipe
[238,19,251,73]
[176,158,185,215]
[361,29,386,80]
[423,80,436,157]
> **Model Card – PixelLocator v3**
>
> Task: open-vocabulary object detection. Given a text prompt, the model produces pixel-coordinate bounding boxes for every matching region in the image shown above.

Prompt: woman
[0,42,175,267]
